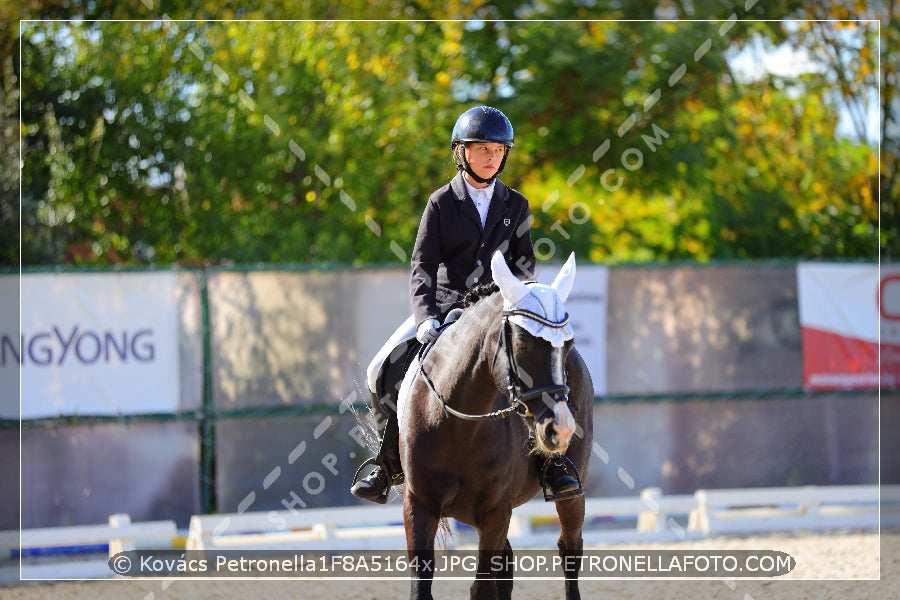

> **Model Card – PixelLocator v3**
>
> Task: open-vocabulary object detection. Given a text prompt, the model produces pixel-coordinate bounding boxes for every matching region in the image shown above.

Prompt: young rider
[351,106,581,504]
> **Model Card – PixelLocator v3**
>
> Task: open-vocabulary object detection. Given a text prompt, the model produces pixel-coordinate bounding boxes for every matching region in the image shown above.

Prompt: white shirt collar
[463,178,496,200]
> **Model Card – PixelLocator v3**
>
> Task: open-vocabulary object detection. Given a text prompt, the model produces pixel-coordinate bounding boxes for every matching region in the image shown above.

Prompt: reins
[419,364,522,421]
[417,306,571,422]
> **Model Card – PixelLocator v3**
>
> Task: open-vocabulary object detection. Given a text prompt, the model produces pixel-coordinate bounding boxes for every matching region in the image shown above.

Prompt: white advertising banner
[0,275,18,418]
[537,262,608,395]
[2,272,180,418]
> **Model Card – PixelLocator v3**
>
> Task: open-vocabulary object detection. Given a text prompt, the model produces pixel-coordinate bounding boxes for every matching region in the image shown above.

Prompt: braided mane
[461,281,500,308]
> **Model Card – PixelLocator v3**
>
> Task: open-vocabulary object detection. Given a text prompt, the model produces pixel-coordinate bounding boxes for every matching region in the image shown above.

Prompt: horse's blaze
[553,401,576,447]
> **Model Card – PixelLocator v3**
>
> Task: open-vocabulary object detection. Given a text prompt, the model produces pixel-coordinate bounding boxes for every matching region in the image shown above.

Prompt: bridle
[418,307,572,422]
[498,308,571,421]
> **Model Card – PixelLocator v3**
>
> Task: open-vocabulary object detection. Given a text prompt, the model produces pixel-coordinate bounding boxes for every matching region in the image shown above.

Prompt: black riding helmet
[451,106,514,184]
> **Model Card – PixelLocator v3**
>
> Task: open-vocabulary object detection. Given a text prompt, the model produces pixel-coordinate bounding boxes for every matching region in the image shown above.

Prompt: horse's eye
[513,335,529,351]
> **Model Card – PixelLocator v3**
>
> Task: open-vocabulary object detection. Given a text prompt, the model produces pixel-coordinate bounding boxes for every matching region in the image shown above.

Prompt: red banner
[797,263,883,390]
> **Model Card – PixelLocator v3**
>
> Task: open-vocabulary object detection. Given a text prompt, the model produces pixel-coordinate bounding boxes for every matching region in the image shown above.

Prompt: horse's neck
[433,298,501,407]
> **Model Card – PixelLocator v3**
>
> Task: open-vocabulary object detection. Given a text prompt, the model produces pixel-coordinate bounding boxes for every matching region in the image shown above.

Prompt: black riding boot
[541,456,583,502]
[350,391,404,504]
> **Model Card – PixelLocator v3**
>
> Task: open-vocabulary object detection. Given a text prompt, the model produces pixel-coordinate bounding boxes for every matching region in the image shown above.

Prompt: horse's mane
[461,281,499,308]
[462,277,546,308]
[461,277,539,309]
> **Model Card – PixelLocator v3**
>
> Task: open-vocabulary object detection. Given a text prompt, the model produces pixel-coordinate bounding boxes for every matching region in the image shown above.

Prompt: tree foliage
[3,1,888,267]
[0,56,17,265]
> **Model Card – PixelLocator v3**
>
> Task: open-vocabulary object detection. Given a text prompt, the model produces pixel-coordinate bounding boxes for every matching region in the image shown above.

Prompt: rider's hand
[416,318,442,345]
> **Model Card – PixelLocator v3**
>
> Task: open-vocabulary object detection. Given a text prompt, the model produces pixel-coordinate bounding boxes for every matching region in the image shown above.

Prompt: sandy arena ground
[1,528,897,600]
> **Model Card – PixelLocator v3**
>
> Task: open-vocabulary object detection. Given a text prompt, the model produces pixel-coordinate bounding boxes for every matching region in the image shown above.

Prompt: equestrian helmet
[451,106,515,149]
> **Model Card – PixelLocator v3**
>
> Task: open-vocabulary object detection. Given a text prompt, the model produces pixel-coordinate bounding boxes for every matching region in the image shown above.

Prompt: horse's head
[490,251,578,455]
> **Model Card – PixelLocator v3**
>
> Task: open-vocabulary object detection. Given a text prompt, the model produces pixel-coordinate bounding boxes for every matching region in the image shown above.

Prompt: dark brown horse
[398,251,593,600]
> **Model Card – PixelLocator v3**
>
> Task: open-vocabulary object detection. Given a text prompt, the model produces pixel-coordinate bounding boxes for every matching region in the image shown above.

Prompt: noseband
[418,308,571,422]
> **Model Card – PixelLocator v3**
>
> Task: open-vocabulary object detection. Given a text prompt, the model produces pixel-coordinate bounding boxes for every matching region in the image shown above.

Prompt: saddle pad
[394,311,460,424]
[396,352,421,424]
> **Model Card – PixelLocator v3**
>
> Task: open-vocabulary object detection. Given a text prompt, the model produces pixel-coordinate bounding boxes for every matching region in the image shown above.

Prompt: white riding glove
[416,318,442,345]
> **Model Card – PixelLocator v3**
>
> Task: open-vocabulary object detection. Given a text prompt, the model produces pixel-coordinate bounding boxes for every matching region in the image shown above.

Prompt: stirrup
[540,455,584,502]
[351,458,404,504]
[353,457,406,488]
[350,458,390,504]
[351,457,380,486]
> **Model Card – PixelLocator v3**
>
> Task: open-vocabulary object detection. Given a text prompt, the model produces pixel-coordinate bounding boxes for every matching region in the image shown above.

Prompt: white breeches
[365,314,417,394]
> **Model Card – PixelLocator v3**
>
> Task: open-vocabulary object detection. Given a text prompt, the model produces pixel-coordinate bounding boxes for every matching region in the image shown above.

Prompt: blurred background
[0,1,895,530]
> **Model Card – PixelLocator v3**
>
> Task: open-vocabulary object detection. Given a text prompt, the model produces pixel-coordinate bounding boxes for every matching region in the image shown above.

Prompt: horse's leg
[404,491,440,600]
[471,510,512,600]
[495,538,514,600]
[555,495,585,600]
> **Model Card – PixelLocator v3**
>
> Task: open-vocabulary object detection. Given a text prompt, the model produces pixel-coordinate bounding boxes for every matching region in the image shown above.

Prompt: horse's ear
[491,251,530,305]
[551,252,576,302]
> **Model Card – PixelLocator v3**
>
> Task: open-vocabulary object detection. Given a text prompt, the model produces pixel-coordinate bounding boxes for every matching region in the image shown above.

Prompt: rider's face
[463,142,507,185]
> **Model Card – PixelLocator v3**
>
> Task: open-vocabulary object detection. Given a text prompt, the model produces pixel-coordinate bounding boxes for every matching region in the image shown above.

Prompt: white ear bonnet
[490,252,576,348]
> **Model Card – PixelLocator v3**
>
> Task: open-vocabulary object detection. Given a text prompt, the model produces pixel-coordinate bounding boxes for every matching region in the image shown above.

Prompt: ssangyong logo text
[1,326,156,366]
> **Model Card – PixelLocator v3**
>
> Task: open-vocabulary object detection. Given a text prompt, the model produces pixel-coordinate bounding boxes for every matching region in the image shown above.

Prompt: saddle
[375,336,421,403]
[374,309,464,404]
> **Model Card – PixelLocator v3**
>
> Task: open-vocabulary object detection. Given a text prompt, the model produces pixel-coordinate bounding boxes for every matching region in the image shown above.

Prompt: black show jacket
[410,172,536,327]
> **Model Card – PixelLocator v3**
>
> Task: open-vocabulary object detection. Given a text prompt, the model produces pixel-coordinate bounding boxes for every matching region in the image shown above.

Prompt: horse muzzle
[527,387,575,454]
